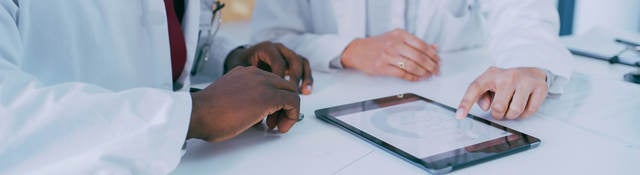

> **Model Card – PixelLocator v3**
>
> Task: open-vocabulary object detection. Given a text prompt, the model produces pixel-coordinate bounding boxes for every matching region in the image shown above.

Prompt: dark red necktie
[164,0,187,82]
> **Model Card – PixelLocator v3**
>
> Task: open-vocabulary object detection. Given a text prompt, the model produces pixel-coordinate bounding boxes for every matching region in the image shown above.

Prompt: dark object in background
[624,62,640,84]
[557,0,576,36]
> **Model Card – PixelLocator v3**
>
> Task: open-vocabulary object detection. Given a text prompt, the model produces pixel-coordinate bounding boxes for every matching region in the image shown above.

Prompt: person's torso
[13,0,201,91]
[312,0,487,53]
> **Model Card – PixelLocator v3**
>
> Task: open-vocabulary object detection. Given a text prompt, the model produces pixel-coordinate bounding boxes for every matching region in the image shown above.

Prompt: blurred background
[219,0,640,43]
[219,0,253,22]
[560,0,640,35]
[218,0,254,43]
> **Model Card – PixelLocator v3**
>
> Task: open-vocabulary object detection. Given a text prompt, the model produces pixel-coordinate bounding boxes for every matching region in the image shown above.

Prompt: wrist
[340,38,363,69]
[187,92,207,140]
[529,68,547,82]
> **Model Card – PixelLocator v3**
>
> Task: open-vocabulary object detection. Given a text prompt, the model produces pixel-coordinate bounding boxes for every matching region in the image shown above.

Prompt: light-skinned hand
[456,67,548,120]
[341,29,440,81]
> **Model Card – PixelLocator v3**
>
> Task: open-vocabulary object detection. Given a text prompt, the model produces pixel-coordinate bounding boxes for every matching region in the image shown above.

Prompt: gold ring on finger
[397,61,406,69]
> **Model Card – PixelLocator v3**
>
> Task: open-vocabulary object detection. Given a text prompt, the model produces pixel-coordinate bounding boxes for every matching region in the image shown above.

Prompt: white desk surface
[172,49,640,175]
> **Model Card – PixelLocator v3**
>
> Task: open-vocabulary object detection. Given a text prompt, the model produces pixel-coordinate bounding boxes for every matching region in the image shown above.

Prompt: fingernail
[301,85,312,95]
[479,100,488,111]
[455,108,465,120]
[306,85,312,92]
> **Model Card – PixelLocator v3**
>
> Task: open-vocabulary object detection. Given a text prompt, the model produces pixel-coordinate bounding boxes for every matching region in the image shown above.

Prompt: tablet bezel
[315,93,540,174]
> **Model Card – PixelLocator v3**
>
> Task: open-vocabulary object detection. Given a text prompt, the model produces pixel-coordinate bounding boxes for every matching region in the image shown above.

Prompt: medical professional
[0,0,312,174]
[252,0,574,120]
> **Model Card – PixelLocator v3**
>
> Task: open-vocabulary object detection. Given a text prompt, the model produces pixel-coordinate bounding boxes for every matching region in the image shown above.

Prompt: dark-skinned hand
[224,41,313,95]
[187,67,300,142]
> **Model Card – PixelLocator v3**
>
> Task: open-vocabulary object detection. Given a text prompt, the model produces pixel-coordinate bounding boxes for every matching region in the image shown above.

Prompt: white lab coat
[0,0,236,174]
[252,0,573,93]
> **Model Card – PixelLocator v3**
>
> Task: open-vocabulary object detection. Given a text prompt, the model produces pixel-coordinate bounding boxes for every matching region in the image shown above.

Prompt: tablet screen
[336,100,512,158]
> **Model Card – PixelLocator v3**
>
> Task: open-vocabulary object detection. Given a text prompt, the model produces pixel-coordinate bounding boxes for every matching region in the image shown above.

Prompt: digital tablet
[315,93,540,174]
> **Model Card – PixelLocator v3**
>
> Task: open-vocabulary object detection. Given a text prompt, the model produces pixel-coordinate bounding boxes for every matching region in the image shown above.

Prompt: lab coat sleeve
[251,0,354,72]
[0,2,190,174]
[481,0,574,93]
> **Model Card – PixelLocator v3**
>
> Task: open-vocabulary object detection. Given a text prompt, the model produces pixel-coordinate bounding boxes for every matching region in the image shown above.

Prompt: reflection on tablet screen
[337,100,511,158]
